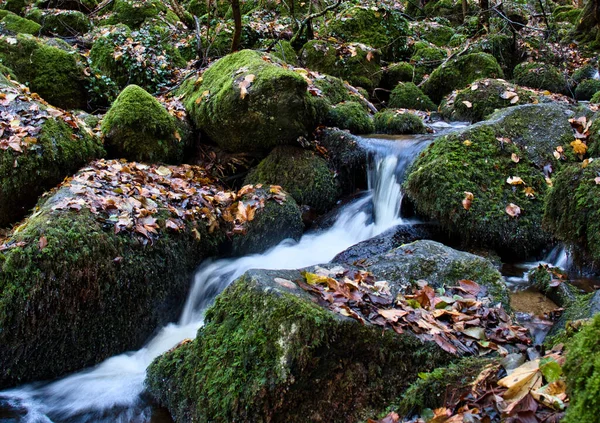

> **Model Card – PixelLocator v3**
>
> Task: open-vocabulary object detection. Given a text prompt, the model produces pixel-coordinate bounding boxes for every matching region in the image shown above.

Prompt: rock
[0,73,103,227]
[571,64,597,85]
[317,128,367,194]
[89,23,186,93]
[591,91,600,103]
[106,0,166,28]
[440,79,538,122]
[382,62,417,88]
[513,61,566,94]
[413,21,454,47]
[325,101,374,134]
[183,50,318,154]
[468,34,520,75]
[0,0,29,14]
[424,0,469,24]
[0,160,299,388]
[552,5,582,24]
[422,53,504,104]
[25,8,91,36]
[0,33,88,109]
[299,40,382,90]
[410,44,447,83]
[325,6,410,61]
[405,104,573,257]
[528,265,579,307]
[270,40,298,65]
[101,85,188,163]
[244,145,341,213]
[145,267,454,423]
[575,79,600,101]
[0,10,41,34]
[388,82,437,111]
[35,0,98,11]
[373,109,426,134]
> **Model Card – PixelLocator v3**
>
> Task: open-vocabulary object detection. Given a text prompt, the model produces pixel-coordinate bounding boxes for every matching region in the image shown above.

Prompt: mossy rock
[575,78,600,101]
[383,62,417,87]
[572,64,597,84]
[245,145,341,213]
[413,21,454,47]
[410,45,447,82]
[0,75,104,227]
[544,161,600,270]
[591,91,600,103]
[424,0,471,24]
[145,266,454,422]
[89,24,186,93]
[405,105,571,257]
[270,40,298,65]
[469,34,519,76]
[389,82,437,111]
[563,313,600,423]
[109,0,166,28]
[513,61,566,94]
[374,109,426,135]
[0,0,29,14]
[101,85,186,163]
[325,101,374,134]
[0,33,87,109]
[35,0,98,11]
[440,78,538,122]
[26,8,91,36]
[183,50,318,154]
[554,6,582,23]
[299,40,382,90]
[422,53,504,104]
[0,11,41,34]
[325,6,410,61]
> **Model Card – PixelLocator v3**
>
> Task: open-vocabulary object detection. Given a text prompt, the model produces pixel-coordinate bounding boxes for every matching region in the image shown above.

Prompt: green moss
[146,270,453,422]
[26,8,91,36]
[245,145,341,213]
[544,161,600,268]
[424,0,468,24]
[575,78,600,100]
[0,0,28,14]
[440,79,537,122]
[270,40,298,65]
[405,125,550,257]
[422,53,504,104]
[101,85,184,163]
[325,6,410,61]
[326,101,374,134]
[184,50,318,153]
[0,11,41,34]
[469,34,518,76]
[591,91,600,103]
[383,62,417,87]
[0,34,87,109]
[111,0,165,28]
[554,7,582,23]
[389,82,437,111]
[513,61,566,93]
[410,45,447,82]
[572,64,597,84]
[563,314,600,423]
[374,110,426,134]
[415,22,454,47]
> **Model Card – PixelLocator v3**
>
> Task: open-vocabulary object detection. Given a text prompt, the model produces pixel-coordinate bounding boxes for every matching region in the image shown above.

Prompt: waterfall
[0,134,437,423]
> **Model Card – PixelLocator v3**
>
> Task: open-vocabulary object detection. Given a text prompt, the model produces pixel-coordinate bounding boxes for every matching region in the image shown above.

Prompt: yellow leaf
[571,139,588,156]
[239,74,255,99]
[498,359,541,402]
[524,187,536,198]
[462,100,472,108]
[303,272,330,285]
[506,176,525,185]
[463,140,472,146]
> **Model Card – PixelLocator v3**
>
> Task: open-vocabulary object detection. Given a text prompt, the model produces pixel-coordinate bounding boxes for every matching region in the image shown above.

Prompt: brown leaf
[39,236,48,250]
[459,279,481,295]
[462,191,474,210]
[239,74,256,99]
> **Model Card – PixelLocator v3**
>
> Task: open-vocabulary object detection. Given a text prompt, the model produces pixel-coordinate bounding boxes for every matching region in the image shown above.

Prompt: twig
[344,83,378,114]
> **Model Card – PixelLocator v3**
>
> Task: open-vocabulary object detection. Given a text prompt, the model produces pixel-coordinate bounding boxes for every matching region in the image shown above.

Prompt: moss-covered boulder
[0,74,103,227]
[389,81,437,111]
[0,0,30,14]
[553,5,582,23]
[270,40,298,65]
[440,79,538,122]
[572,64,598,84]
[317,128,367,194]
[299,40,382,90]
[0,161,299,388]
[245,145,341,213]
[422,53,504,104]
[374,109,426,134]
[513,61,566,93]
[89,24,186,93]
[544,161,600,270]
[424,0,470,24]
[563,313,600,423]
[405,104,574,257]
[0,33,87,109]
[410,45,447,83]
[325,101,374,134]
[108,0,166,28]
[325,6,410,61]
[25,8,91,36]
[35,0,98,11]
[183,50,318,154]
[575,79,600,101]
[101,85,186,163]
[0,11,41,34]
[146,266,454,422]
[592,91,600,103]
[413,21,454,47]
[468,34,519,76]
[383,62,416,87]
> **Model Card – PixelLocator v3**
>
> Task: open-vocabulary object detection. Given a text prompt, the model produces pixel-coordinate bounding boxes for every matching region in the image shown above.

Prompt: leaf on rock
[506,203,521,217]
[570,139,588,156]
[239,74,256,99]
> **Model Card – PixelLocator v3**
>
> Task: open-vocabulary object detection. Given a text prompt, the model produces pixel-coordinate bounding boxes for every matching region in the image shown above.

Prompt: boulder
[373,109,426,134]
[413,21,454,47]
[575,79,600,101]
[325,101,374,134]
[245,145,341,213]
[440,79,538,122]
[410,45,447,83]
[25,8,91,36]
[0,73,103,227]
[317,128,367,194]
[388,82,437,111]
[0,33,88,109]
[422,53,504,104]
[0,11,41,34]
[183,50,319,153]
[105,0,166,28]
[0,160,301,388]
[382,62,417,88]
[513,61,566,94]
[101,85,187,163]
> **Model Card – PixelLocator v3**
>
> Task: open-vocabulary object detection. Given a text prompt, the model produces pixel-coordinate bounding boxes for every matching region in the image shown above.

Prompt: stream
[0,121,587,423]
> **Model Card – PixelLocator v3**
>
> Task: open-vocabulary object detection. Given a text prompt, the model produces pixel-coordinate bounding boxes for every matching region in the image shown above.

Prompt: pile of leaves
[295,268,531,356]
[0,76,92,154]
[46,159,287,242]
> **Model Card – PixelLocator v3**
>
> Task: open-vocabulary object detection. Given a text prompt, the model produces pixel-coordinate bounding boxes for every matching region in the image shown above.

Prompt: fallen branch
[344,83,378,114]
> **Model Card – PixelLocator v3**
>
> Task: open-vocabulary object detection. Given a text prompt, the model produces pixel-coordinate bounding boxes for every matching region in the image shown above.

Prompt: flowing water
[0,126,464,423]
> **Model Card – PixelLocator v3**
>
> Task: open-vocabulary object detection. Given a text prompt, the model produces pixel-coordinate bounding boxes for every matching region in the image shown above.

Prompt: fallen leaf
[462,191,474,210]
[239,74,256,99]
[39,236,48,250]
[506,203,521,217]
[462,101,473,108]
[511,153,520,163]
[571,139,588,156]
[507,176,525,185]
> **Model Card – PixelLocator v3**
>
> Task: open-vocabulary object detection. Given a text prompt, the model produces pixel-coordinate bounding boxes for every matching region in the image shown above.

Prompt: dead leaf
[506,203,521,217]
[39,236,48,250]
[462,191,474,210]
[239,74,256,99]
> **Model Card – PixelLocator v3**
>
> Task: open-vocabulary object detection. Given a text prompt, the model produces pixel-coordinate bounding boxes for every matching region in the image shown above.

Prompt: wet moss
[422,53,504,104]
[26,8,91,36]
[410,45,447,83]
[245,145,341,213]
[383,62,417,87]
[389,82,437,111]
[374,110,426,135]
[270,40,298,65]
[0,11,41,34]
[101,85,184,163]
[575,79,600,101]
[325,101,374,134]
[513,61,566,94]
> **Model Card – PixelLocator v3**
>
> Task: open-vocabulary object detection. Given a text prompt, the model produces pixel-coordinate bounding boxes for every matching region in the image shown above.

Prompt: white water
[0,136,435,423]
[504,245,572,291]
